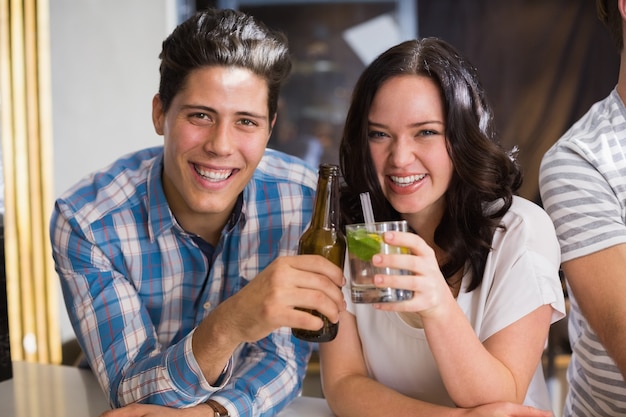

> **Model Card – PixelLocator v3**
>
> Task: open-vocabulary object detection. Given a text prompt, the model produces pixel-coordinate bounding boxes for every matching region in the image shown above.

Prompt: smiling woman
[0,0,61,364]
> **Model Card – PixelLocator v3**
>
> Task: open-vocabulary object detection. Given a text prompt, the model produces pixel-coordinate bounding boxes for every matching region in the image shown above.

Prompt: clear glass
[346,220,413,303]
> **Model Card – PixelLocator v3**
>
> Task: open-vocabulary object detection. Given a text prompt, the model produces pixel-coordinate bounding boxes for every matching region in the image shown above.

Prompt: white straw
[360,192,375,224]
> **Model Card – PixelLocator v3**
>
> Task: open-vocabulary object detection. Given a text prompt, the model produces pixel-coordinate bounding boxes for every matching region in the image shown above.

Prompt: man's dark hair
[158,8,291,119]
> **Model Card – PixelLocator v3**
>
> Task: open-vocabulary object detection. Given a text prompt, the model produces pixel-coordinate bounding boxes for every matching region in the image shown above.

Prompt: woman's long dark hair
[340,38,522,292]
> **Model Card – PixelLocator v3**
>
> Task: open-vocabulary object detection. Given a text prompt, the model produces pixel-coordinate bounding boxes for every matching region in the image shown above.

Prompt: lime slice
[347,230,382,261]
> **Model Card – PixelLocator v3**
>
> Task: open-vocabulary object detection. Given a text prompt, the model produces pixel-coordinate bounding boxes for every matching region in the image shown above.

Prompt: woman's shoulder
[502,196,555,230]
[493,196,560,263]
[485,195,554,232]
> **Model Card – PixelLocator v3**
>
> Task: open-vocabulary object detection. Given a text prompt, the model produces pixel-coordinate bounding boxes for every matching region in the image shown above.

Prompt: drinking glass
[346,220,414,303]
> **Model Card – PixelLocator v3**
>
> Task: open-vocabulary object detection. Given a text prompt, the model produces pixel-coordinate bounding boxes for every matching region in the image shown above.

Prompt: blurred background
[189,0,619,201]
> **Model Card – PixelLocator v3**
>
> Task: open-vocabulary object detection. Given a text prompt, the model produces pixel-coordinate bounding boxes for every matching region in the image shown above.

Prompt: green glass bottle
[292,164,346,343]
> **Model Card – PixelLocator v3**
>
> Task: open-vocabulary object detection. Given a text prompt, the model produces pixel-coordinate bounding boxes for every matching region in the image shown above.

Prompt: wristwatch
[206,399,230,417]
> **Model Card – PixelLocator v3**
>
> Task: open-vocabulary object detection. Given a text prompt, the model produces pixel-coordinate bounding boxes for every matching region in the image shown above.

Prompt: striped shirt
[50,146,318,416]
[539,89,626,416]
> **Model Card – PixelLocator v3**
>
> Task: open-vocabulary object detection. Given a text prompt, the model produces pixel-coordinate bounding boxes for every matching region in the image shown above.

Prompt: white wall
[50,0,175,197]
[49,0,175,342]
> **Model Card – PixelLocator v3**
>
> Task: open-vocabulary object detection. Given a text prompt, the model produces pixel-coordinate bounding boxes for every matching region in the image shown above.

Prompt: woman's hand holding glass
[369,229,458,319]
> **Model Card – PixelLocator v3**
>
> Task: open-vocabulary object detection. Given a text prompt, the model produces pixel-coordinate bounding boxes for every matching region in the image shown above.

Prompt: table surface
[0,361,335,417]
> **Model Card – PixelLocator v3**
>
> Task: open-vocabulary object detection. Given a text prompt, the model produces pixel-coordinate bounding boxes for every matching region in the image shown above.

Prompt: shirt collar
[146,153,176,240]
[227,192,245,231]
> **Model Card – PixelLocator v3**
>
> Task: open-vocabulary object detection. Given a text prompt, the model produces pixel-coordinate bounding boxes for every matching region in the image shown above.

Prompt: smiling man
[49,8,345,417]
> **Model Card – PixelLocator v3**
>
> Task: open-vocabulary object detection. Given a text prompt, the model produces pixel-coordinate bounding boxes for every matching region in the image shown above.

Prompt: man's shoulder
[55,146,163,222]
[544,91,623,160]
[253,149,318,191]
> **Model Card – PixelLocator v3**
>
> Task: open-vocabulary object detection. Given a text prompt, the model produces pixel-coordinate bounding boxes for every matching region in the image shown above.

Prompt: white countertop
[0,361,335,417]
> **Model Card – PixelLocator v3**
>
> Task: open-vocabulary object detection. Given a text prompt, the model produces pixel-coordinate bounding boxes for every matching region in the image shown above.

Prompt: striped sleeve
[539,90,626,416]
[539,96,626,262]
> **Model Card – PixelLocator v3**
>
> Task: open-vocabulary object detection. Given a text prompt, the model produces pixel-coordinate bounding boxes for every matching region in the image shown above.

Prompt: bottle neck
[311,166,340,230]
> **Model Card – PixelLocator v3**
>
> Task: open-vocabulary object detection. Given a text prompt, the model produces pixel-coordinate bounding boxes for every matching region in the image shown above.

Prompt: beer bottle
[292,164,345,343]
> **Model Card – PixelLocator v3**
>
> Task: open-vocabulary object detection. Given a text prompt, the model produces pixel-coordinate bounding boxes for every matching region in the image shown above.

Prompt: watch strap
[206,399,230,417]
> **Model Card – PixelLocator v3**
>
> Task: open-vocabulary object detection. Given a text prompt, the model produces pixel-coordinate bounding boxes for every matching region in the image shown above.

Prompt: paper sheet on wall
[342,14,402,66]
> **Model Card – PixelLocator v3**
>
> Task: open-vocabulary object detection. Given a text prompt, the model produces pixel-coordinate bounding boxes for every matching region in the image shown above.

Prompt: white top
[539,89,626,416]
[344,196,566,409]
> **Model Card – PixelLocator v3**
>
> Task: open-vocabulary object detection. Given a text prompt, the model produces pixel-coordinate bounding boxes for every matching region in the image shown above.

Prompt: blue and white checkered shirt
[50,146,318,416]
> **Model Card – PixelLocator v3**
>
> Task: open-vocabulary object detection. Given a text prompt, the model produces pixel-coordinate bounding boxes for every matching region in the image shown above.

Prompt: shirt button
[203,302,211,310]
